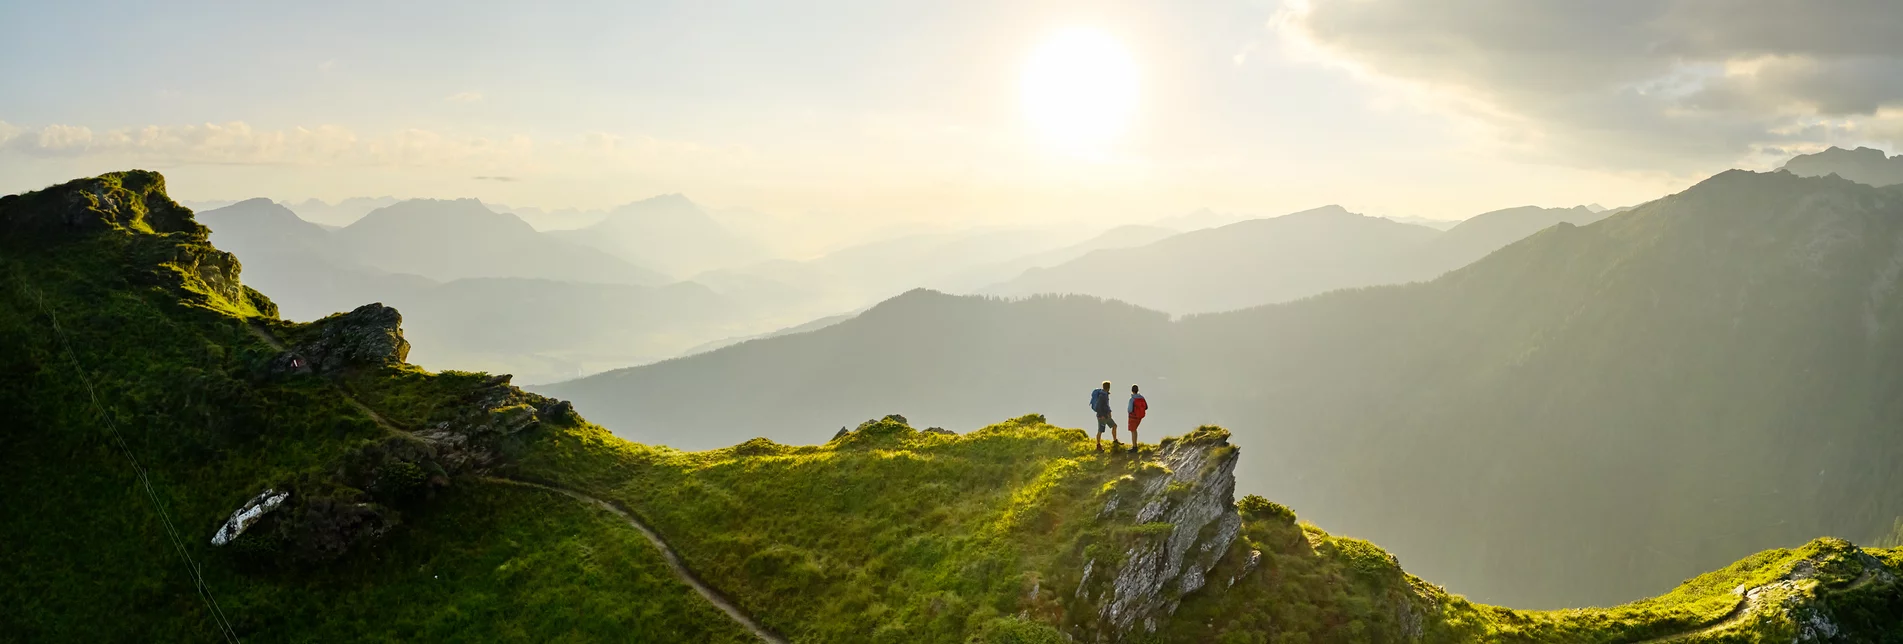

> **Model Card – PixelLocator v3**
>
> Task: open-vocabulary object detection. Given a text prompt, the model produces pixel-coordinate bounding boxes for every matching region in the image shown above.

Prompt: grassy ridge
[4,171,1901,642]
[0,173,748,642]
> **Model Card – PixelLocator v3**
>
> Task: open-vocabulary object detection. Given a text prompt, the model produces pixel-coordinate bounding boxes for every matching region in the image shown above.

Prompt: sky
[3,0,1901,228]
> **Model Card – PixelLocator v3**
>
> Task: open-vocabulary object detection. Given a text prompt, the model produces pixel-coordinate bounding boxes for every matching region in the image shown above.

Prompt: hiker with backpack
[1090,380,1119,452]
[1127,384,1147,447]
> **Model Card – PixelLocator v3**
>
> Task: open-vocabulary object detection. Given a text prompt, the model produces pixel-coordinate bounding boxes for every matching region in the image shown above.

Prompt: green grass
[5,171,1902,643]
[0,175,749,642]
[519,415,1123,643]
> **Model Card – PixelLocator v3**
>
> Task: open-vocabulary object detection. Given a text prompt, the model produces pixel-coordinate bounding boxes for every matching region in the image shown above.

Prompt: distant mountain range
[548,194,770,279]
[335,198,668,285]
[1781,145,1903,187]
[16,170,1899,641]
[689,226,1082,320]
[539,168,1903,610]
[199,198,736,382]
[984,204,1608,314]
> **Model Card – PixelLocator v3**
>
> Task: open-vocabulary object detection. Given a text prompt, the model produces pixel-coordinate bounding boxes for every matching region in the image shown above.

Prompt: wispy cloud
[445,91,484,103]
[0,120,751,186]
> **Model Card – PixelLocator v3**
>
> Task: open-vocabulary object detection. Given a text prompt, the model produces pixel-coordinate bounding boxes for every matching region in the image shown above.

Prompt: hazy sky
[3,0,1899,225]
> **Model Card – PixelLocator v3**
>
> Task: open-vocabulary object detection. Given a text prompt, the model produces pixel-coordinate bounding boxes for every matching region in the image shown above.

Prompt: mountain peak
[1287,204,1355,218]
[0,169,202,240]
[1779,146,1903,187]
[606,192,706,219]
[348,198,523,228]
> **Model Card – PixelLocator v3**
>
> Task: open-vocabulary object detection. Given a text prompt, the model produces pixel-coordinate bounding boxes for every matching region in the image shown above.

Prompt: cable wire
[14,271,242,643]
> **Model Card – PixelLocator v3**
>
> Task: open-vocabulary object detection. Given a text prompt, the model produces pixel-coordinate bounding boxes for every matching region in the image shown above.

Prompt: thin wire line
[14,270,242,643]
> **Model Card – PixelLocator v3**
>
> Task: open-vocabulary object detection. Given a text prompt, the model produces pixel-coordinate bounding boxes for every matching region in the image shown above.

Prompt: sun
[1021,27,1139,158]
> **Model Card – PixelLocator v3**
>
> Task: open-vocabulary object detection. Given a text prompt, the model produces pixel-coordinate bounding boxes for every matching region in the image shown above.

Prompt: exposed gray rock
[412,374,558,472]
[276,303,411,373]
[923,427,955,436]
[1227,549,1261,589]
[1078,427,1243,639]
[210,488,289,546]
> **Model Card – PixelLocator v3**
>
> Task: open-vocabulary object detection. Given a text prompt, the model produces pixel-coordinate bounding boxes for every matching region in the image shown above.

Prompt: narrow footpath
[1626,560,1887,643]
[246,320,791,644]
[484,478,791,644]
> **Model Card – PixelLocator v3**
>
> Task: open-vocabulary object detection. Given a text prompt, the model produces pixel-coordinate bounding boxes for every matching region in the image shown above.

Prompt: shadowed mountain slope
[1781,146,1903,187]
[985,204,1608,314]
[546,169,1903,610]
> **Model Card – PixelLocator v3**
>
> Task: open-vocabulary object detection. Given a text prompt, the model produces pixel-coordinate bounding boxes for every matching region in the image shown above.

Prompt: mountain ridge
[1780,146,1903,187]
[982,203,1610,314]
[547,168,1903,609]
[5,170,1902,642]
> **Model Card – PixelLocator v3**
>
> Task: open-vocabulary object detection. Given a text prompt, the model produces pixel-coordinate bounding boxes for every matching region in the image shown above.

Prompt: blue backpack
[1088,388,1109,413]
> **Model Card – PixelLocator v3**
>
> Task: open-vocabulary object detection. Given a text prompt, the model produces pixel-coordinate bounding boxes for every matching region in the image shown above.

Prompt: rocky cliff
[1074,427,1243,639]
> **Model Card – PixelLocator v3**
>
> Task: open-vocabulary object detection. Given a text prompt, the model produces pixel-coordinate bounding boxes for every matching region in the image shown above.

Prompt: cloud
[0,120,755,191]
[445,91,484,103]
[1276,0,1903,170]
[1233,41,1259,67]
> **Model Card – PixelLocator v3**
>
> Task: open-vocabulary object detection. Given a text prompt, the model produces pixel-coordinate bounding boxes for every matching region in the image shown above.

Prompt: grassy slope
[3,172,1900,643]
[522,414,1903,644]
[0,173,750,642]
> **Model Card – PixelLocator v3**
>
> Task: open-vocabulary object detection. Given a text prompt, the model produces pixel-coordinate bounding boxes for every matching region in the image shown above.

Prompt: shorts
[1096,412,1117,433]
[1129,416,1143,432]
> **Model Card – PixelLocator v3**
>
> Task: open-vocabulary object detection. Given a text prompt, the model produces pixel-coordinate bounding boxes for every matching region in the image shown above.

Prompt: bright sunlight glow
[1021,28,1139,158]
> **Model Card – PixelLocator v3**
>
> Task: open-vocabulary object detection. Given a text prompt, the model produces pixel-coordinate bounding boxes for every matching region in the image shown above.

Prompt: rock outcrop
[1076,426,1244,639]
[271,303,411,374]
[413,373,569,473]
[0,170,199,237]
[239,303,578,564]
[0,170,262,308]
[210,489,290,546]
[1724,541,1900,642]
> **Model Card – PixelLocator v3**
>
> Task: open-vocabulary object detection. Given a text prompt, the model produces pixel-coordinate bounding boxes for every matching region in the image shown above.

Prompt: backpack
[1089,388,1108,413]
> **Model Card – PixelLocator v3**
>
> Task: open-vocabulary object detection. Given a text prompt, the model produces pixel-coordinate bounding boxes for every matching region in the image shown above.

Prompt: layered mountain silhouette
[542,169,1903,609]
[335,198,667,285]
[9,170,1903,642]
[985,204,1607,314]
[198,198,729,382]
[1780,145,1903,187]
[284,196,400,227]
[549,193,771,279]
[691,226,1079,321]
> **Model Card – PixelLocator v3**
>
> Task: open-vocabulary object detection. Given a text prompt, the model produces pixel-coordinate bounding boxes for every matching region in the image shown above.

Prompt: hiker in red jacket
[1127,384,1147,447]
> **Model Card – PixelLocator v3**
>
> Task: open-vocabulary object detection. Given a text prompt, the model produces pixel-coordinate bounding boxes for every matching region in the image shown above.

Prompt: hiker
[1127,384,1147,447]
[1090,380,1118,452]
